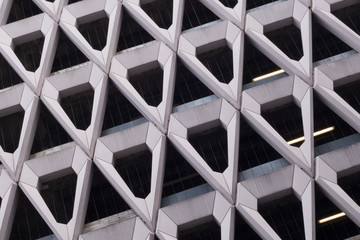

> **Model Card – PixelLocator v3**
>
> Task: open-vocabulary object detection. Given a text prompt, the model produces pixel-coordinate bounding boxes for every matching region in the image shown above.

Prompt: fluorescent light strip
[287,126,335,145]
[318,212,346,224]
[252,69,285,82]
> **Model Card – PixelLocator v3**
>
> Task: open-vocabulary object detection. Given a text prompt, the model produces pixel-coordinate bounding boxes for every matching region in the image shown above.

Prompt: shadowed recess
[0,111,24,153]
[14,37,44,72]
[235,210,261,239]
[219,0,238,8]
[78,14,109,51]
[7,0,42,24]
[334,79,360,114]
[182,0,219,31]
[246,0,286,11]
[0,54,23,90]
[332,3,360,35]
[141,0,173,29]
[337,172,360,206]
[178,218,221,240]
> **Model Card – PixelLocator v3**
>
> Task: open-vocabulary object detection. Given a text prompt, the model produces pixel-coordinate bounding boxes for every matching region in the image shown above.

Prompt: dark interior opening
[188,125,228,173]
[332,3,360,35]
[128,62,163,107]
[0,110,24,153]
[334,79,360,114]
[7,0,42,24]
[182,0,219,31]
[60,87,94,130]
[219,0,238,8]
[235,210,261,240]
[78,14,109,51]
[114,148,152,199]
[246,0,284,11]
[40,171,77,224]
[337,171,360,206]
[178,218,221,240]
[14,37,44,72]
[141,0,173,29]
[0,54,23,90]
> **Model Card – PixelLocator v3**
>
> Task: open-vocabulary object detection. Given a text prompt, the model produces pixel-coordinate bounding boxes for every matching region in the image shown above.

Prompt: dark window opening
[265,23,303,61]
[337,171,360,205]
[68,0,83,4]
[10,190,53,240]
[243,37,282,85]
[313,94,357,147]
[188,125,228,173]
[45,0,55,2]
[259,194,305,240]
[219,0,238,8]
[334,79,360,114]
[0,54,23,90]
[7,0,42,24]
[85,165,130,223]
[162,140,206,198]
[0,110,24,153]
[182,0,219,31]
[14,36,44,72]
[141,0,173,29]
[117,9,155,52]
[312,16,353,63]
[172,58,213,107]
[246,0,285,11]
[316,185,360,239]
[31,102,73,154]
[332,4,360,35]
[197,44,234,84]
[128,62,163,107]
[235,211,261,240]
[114,147,152,199]
[178,218,221,240]
[238,116,284,172]
[78,14,109,51]
[40,171,77,224]
[60,87,94,130]
[102,80,144,131]
[262,101,304,147]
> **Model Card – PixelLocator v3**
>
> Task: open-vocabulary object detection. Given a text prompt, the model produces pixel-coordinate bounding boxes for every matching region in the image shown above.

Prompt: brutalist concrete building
[0,0,359,239]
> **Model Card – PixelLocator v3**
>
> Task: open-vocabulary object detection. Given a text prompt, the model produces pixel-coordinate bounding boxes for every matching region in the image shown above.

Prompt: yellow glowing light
[318,212,346,224]
[252,69,285,82]
[287,126,335,145]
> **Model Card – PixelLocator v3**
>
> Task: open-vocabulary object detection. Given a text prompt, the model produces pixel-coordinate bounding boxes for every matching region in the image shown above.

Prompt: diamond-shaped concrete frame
[246,0,312,84]
[41,62,108,157]
[0,84,39,181]
[178,20,244,109]
[0,14,58,95]
[123,0,184,51]
[314,53,360,133]
[110,41,176,133]
[242,75,314,176]
[236,165,315,240]
[19,145,92,240]
[200,0,246,29]
[60,0,121,73]
[168,98,239,204]
[315,142,360,227]
[33,0,68,22]
[0,0,12,26]
[94,122,166,231]
[157,191,234,240]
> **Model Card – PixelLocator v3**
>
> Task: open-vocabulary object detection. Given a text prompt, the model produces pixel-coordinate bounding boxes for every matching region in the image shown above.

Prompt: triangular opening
[265,22,303,61]
[188,123,228,173]
[182,0,219,31]
[31,102,73,155]
[51,29,89,73]
[0,54,23,90]
[114,145,152,199]
[10,190,54,239]
[6,0,43,24]
[178,217,221,240]
[332,3,360,36]
[262,100,305,148]
[117,9,155,52]
[128,61,163,107]
[235,210,261,240]
[39,170,77,224]
[141,0,173,29]
[85,165,130,224]
[337,172,360,206]
[102,80,144,132]
[14,35,45,72]
[78,11,109,51]
[197,40,234,84]
[246,0,286,11]
[45,0,55,2]
[172,57,214,108]
[59,84,94,130]
[315,184,360,239]
[243,37,286,86]
[68,0,82,4]
[161,139,207,200]
[238,116,287,174]
[313,94,357,147]
[334,79,360,114]
[219,0,238,8]
[0,110,24,153]
[312,17,353,63]
[259,194,305,240]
